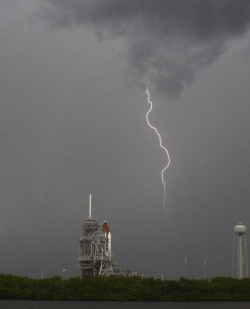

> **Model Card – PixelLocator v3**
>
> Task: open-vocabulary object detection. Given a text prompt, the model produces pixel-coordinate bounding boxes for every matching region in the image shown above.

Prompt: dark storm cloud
[42,0,250,96]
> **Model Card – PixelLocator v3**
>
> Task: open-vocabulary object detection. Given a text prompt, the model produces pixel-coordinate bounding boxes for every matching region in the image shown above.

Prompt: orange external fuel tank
[102,221,110,236]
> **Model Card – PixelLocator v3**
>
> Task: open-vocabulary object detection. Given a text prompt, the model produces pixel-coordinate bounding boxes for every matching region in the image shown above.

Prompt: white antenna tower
[184,257,188,278]
[203,258,207,279]
[89,194,92,219]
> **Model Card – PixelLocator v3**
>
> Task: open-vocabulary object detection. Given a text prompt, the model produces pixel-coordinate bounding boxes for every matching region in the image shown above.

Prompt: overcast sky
[1,0,250,279]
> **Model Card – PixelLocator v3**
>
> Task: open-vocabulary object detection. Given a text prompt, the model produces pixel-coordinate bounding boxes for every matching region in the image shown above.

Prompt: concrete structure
[233,223,248,279]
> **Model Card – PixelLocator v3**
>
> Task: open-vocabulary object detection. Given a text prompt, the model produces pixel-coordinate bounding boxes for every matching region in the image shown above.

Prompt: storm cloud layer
[42,0,250,96]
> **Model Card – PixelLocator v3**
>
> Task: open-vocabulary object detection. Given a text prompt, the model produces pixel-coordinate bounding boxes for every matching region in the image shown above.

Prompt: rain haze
[1,0,250,279]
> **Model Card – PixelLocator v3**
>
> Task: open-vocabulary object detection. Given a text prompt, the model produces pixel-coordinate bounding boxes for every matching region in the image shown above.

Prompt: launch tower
[78,195,117,278]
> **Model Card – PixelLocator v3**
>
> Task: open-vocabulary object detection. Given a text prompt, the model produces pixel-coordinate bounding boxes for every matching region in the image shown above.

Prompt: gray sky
[1,0,250,279]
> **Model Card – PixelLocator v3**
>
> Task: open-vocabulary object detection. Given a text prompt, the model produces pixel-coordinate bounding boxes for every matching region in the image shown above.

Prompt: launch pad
[78,195,117,278]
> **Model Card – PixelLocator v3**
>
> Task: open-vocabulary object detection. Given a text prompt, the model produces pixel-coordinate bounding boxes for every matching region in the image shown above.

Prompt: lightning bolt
[146,82,170,217]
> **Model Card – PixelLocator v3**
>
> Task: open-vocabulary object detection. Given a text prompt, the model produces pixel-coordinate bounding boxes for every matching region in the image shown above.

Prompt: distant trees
[0,274,250,301]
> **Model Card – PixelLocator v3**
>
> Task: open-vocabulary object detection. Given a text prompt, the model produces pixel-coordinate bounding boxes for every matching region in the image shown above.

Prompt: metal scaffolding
[78,195,117,278]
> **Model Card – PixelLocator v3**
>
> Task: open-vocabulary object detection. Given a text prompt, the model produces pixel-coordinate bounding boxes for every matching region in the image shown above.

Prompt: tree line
[1,274,250,301]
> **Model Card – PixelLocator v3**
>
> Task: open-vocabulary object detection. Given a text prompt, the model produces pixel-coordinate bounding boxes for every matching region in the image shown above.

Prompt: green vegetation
[1,274,250,301]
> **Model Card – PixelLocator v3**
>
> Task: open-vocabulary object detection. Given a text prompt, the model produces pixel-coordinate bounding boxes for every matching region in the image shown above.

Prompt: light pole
[62,269,67,279]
